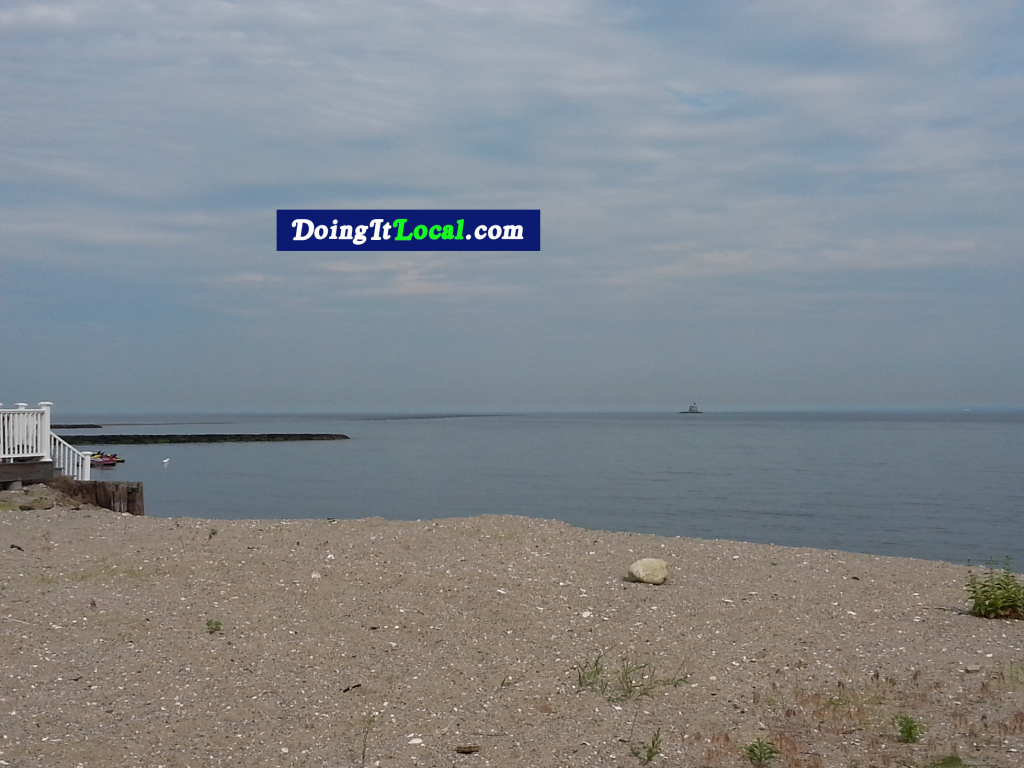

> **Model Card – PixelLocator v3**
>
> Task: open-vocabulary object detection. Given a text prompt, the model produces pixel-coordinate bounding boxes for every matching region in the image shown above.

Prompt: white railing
[1,401,91,481]
[50,432,91,482]
[0,402,48,460]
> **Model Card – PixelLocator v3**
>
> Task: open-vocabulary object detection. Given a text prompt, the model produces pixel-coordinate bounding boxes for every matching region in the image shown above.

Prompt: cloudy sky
[2,0,1022,413]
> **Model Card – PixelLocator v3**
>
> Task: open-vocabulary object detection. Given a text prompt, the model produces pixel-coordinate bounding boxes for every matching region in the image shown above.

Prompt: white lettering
[502,225,523,239]
[353,225,369,245]
[337,225,353,240]
[488,225,502,240]
[314,224,329,240]
[369,218,384,240]
[474,225,487,239]
[292,219,314,241]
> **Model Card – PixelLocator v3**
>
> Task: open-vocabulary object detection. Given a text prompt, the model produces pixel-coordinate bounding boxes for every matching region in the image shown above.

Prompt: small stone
[628,558,668,585]
[965,665,982,673]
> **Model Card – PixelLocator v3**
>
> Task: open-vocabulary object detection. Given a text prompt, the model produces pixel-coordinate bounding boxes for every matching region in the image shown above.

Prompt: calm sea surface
[57,412,1023,566]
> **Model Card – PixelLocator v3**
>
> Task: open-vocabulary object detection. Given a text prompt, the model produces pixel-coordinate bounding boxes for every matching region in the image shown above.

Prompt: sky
[1,0,1022,413]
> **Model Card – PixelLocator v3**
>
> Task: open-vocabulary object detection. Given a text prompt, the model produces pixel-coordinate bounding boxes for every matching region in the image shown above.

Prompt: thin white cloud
[204,272,280,285]
[316,257,522,297]
[0,3,79,29]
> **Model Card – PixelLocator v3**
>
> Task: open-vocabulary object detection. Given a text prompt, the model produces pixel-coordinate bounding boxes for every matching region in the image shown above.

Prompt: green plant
[609,658,685,702]
[965,558,1024,619]
[207,527,218,541]
[630,729,661,764]
[743,738,780,766]
[896,714,923,743]
[205,619,223,634]
[575,655,685,701]
[575,655,607,693]
[612,658,655,702]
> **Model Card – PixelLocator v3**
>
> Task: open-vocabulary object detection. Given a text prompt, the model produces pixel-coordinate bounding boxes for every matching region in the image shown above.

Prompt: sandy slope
[1,484,1022,767]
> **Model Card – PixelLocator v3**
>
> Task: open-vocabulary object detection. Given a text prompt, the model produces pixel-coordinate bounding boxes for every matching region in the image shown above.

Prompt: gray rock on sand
[628,558,668,585]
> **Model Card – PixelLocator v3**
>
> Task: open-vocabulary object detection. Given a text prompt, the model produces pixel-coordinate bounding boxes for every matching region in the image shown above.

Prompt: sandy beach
[1,483,1022,767]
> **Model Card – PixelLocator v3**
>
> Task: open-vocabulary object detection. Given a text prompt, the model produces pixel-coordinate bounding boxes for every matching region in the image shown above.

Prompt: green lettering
[456,219,464,240]
[429,224,442,240]
[413,224,428,240]
[441,224,455,240]
[392,219,413,241]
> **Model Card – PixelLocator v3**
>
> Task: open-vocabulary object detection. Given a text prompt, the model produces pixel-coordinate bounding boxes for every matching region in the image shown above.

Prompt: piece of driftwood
[50,477,145,516]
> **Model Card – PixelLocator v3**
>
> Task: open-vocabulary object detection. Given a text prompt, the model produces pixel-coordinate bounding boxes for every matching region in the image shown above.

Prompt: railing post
[39,402,53,461]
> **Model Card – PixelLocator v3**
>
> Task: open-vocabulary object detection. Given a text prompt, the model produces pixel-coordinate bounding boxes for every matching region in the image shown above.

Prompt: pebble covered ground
[1,484,1022,767]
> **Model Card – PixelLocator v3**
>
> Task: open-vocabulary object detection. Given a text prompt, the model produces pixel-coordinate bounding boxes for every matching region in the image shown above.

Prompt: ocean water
[57,411,1023,567]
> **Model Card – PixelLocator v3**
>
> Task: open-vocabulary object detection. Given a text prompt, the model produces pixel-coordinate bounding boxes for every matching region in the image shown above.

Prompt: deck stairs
[0,402,91,485]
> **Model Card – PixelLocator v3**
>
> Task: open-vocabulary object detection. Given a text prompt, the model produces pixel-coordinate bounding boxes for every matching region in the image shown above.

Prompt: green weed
[896,714,923,743]
[205,619,223,634]
[575,655,607,693]
[609,657,685,702]
[743,738,781,766]
[575,655,685,701]
[630,729,662,764]
[965,558,1024,619]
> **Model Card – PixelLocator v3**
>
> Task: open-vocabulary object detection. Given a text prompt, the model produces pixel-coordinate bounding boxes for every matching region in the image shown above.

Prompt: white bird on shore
[162,458,170,465]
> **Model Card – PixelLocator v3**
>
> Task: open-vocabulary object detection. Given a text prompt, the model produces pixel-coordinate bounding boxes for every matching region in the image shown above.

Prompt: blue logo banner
[277,209,540,251]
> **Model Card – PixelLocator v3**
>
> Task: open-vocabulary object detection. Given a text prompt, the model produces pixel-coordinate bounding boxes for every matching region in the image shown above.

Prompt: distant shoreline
[63,433,350,445]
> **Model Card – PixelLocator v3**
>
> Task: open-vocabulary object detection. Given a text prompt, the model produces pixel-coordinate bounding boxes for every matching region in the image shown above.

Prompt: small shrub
[743,738,780,766]
[205,619,223,634]
[896,714,923,743]
[630,729,662,764]
[965,558,1024,619]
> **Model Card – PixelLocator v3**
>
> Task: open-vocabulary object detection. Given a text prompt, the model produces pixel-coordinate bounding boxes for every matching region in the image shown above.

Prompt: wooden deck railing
[0,402,91,481]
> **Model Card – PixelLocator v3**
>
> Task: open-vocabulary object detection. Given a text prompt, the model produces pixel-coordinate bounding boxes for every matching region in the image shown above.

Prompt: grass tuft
[575,655,685,702]
[575,655,607,693]
[630,729,661,764]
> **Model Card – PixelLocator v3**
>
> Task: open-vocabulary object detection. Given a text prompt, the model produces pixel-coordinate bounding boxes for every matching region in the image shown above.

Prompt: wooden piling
[49,477,145,516]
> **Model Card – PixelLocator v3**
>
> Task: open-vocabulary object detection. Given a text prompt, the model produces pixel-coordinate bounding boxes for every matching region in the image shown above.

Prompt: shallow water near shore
[57,410,1023,566]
